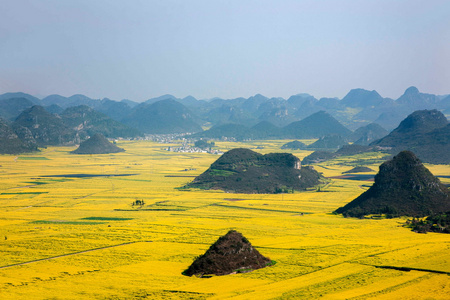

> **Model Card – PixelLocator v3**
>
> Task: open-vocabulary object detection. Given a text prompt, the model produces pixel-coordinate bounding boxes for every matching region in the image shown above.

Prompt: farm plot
[0,140,449,299]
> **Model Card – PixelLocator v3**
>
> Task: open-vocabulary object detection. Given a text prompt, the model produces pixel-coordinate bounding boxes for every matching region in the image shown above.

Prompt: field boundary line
[369,264,450,275]
[0,240,151,270]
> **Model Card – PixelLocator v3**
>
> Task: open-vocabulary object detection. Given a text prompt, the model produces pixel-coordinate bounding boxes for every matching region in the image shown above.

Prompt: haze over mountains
[300,109,450,165]
[0,86,449,159]
[1,86,449,133]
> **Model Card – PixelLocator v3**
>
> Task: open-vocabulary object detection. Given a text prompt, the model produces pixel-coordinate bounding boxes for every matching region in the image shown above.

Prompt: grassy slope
[0,141,449,299]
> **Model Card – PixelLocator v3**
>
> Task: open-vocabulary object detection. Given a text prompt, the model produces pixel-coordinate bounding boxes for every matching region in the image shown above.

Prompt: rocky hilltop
[335,151,450,218]
[186,148,322,193]
[71,133,125,154]
[183,230,272,277]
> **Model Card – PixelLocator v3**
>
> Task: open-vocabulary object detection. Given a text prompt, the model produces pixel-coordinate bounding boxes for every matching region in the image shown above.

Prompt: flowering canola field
[0,140,449,299]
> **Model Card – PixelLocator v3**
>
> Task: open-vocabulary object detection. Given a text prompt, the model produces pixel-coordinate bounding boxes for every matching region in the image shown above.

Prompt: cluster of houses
[145,134,224,155]
[145,133,187,143]
[165,144,224,155]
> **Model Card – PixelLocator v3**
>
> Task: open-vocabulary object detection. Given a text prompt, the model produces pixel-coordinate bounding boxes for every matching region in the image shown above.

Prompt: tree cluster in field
[132,199,145,206]
[406,212,450,233]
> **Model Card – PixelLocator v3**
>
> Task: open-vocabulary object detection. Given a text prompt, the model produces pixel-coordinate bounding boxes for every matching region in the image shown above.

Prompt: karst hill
[343,166,373,174]
[60,105,142,139]
[335,151,450,218]
[371,109,450,164]
[183,230,272,277]
[281,140,307,150]
[14,105,75,146]
[71,133,125,154]
[0,118,38,154]
[186,148,322,193]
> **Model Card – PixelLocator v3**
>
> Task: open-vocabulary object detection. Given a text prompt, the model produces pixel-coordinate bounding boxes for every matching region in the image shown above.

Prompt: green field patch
[327,174,374,181]
[111,178,151,182]
[25,181,51,185]
[174,187,191,191]
[212,203,310,214]
[82,217,134,221]
[208,168,237,177]
[23,178,72,186]
[115,208,188,212]
[41,173,137,178]
[18,157,50,160]
[31,178,72,182]
[32,220,103,225]
[1,192,48,195]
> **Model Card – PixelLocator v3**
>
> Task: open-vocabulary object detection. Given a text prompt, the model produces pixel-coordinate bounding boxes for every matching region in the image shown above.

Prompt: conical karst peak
[335,151,450,218]
[71,133,125,154]
[404,86,419,95]
[183,230,272,277]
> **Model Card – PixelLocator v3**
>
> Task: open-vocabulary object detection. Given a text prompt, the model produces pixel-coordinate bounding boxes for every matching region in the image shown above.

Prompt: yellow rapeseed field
[0,140,449,299]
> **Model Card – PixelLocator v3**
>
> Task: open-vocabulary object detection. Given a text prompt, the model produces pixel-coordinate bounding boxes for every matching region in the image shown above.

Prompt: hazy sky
[1,0,449,101]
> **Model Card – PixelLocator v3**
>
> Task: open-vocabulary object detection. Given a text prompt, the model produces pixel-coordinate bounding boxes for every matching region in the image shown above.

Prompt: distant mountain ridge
[61,105,141,139]
[1,85,450,136]
[122,99,202,134]
[195,111,352,140]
